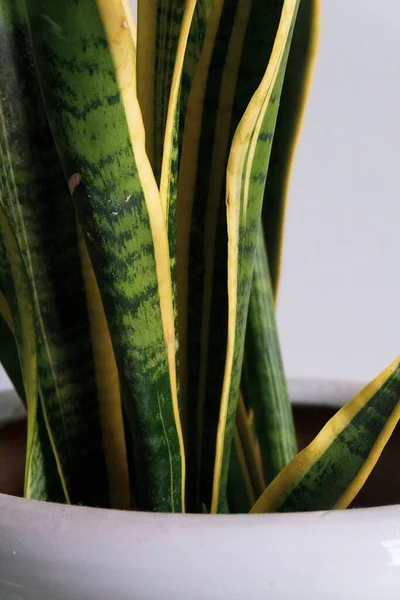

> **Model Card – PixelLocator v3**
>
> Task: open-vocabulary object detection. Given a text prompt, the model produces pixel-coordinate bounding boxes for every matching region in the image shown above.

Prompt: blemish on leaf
[68,173,81,195]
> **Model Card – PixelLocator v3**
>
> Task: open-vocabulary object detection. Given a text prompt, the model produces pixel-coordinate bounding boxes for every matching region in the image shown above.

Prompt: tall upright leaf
[138,2,210,405]
[77,226,131,510]
[227,425,255,513]
[26,0,185,512]
[241,0,319,487]
[137,0,187,183]
[242,227,296,484]
[177,0,290,511]
[211,0,300,513]
[0,0,109,505]
[0,206,37,496]
[263,0,319,296]
[251,358,400,513]
[137,0,209,185]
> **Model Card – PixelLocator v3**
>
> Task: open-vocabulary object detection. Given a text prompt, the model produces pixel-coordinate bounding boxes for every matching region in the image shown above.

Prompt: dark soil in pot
[1,406,399,507]
[294,404,400,508]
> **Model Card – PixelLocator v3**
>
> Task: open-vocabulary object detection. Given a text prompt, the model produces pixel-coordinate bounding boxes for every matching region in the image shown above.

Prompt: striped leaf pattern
[177,0,296,512]
[263,0,320,296]
[0,246,65,503]
[0,206,38,496]
[138,0,188,184]
[241,0,318,490]
[0,1,108,506]
[138,2,210,393]
[0,0,391,517]
[26,0,185,512]
[251,358,400,513]
[211,0,299,513]
[242,227,297,485]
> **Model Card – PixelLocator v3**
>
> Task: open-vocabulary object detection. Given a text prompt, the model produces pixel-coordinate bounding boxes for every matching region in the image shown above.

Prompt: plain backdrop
[1,0,399,391]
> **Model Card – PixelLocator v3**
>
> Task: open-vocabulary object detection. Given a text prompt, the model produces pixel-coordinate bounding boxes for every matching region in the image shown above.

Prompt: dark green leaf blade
[212,0,300,513]
[26,0,185,512]
[251,358,400,512]
[263,0,319,296]
[242,227,296,485]
[0,1,108,506]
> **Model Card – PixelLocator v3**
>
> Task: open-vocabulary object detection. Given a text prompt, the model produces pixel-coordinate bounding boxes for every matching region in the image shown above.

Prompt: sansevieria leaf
[26,0,185,512]
[177,0,296,512]
[263,0,320,296]
[138,0,192,183]
[0,214,68,502]
[211,0,300,513]
[241,0,318,487]
[242,227,296,485]
[227,425,256,513]
[0,206,37,496]
[0,0,109,506]
[0,268,66,502]
[77,226,131,510]
[251,357,400,513]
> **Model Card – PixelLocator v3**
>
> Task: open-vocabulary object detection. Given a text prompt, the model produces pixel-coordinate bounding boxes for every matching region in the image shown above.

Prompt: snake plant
[0,0,399,514]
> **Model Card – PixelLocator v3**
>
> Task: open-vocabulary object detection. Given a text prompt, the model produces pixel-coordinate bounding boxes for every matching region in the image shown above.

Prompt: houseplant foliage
[0,0,399,514]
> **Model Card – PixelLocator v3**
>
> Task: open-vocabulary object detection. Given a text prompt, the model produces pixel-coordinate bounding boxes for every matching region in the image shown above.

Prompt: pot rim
[1,379,400,600]
[0,376,393,519]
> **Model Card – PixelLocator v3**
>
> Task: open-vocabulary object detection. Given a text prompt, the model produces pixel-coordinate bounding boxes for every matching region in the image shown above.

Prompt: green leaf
[0,1,109,506]
[28,397,68,503]
[263,0,319,296]
[251,358,400,513]
[138,4,211,418]
[0,214,66,502]
[26,0,185,512]
[227,425,255,514]
[0,205,38,497]
[242,227,296,485]
[77,226,131,510]
[138,0,189,183]
[235,392,266,497]
[241,0,319,489]
[211,0,300,513]
[177,0,294,513]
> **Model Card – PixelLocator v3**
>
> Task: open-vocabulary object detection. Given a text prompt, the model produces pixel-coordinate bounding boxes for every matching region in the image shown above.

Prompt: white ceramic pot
[1,380,400,600]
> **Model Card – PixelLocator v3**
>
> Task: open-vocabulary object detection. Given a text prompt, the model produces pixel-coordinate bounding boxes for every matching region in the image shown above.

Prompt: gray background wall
[1,0,398,390]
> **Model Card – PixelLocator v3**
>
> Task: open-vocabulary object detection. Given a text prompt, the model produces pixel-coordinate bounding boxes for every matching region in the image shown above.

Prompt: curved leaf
[251,358,400,513]
[263,0,320,296]
[26,0,185,511]
[178,0,292,512]
[0,276,65,502]
[138,0,188,183]
[77,226,131,510]
[0,206,37,496]
[242,227,296,485]
[212,0,300,513]
[0,1,109,506]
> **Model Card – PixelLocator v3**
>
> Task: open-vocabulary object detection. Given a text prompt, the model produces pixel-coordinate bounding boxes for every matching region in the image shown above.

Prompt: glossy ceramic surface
[1,381,399,600]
